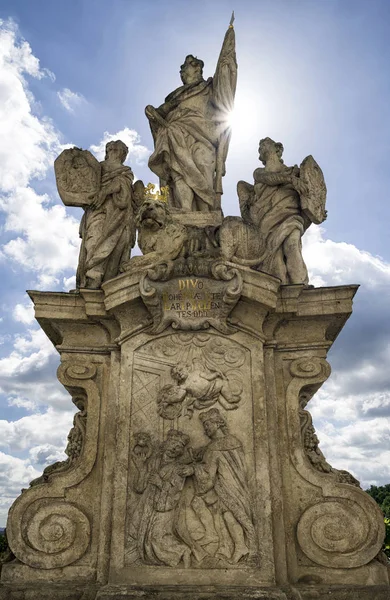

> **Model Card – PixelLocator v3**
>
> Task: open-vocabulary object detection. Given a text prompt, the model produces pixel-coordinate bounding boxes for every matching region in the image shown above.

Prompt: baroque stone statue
[219,136,327,284]
[4,15,390,600]
[55,140,144,288]
[145,15,237,213]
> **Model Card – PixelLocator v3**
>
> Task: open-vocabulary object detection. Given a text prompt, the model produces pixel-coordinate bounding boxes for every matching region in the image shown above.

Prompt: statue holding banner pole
[145,13,237,218]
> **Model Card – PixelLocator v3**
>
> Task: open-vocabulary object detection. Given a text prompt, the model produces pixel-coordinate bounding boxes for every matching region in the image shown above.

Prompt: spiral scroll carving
[63,363,97,380]
[297,498,382,568]
[23,501,90,569]
[290,357,330,380]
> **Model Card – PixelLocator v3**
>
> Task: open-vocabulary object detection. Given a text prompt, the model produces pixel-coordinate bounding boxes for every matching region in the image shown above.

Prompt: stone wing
[54,148,101,207]
[299,155,327,224]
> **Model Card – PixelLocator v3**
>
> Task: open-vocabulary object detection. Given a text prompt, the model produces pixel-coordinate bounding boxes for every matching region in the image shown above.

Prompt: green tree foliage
[0,533,7,554]
[384,518,390,559]
[367,484,390,518]
[366,484,390,559]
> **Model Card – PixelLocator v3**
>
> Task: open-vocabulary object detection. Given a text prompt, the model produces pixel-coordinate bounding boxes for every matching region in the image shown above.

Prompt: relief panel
[124,332,260,571]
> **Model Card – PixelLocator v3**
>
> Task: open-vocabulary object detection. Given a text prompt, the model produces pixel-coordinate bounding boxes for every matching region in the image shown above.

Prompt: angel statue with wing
[219,137,327,285]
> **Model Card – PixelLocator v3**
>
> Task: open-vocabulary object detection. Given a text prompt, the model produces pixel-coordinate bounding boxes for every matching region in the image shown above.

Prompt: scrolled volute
[297,497,385,568]
[21,500,90,569]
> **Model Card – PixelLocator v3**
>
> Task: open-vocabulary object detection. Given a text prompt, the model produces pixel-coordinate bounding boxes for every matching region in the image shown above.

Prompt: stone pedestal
[1,267,389,600]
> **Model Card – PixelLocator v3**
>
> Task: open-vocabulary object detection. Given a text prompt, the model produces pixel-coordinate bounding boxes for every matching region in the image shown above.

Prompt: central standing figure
[145,16,237,213]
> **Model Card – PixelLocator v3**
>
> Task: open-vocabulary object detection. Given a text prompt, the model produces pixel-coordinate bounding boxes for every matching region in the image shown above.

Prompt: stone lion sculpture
[122,200,188,272]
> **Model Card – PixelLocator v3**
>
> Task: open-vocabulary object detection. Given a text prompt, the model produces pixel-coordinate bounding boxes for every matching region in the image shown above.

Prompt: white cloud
[303,225,390,488]
[0,20,80,284]
[0,452,41,524]
[0,327,70,415]
[13,301,34,325]
[57,87,86,112]
[0,21,59,192]
[29,443,66,466]
[63,275,76,291]
[0,408,72,452]
[90,127,150,166]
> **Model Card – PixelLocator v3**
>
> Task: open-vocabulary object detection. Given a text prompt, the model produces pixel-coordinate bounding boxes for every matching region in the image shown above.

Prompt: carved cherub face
[180,55,204,85]
[134,432,151,447]
[171,364,188,383]
[72,154,88,169]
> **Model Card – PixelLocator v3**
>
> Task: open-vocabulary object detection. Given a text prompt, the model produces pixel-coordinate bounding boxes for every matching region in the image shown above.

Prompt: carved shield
[299,155,327,224]
[54,148,101,207]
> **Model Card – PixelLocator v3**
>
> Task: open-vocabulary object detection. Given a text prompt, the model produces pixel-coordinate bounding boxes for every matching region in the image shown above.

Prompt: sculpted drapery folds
[127,410,256,569]
[77,140,144,288]
[194,408,256,564]
[220,137,327,285]
[128,429,194,568]
[145,20,237,212]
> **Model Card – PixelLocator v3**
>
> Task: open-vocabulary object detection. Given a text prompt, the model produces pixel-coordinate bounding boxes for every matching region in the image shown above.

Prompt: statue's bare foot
[230,546,249,564]
[182,549,192,568]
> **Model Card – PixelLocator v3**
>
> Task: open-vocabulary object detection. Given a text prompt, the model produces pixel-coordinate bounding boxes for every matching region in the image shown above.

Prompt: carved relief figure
[127,429,195,567]
[219,137,327,284]
[157,359,241,420]
[145,16,237,212]
[193,408,256,564]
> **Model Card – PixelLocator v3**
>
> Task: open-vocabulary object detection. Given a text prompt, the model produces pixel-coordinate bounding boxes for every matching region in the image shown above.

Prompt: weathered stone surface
[219,137,327,284]
[4,11,389,600]
[145,17,237,213]
[55,141,144,289]
[3,267,387,597]
[3,582,390,600]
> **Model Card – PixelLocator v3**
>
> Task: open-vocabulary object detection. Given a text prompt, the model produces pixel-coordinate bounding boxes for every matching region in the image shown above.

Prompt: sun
[226,93,259,138]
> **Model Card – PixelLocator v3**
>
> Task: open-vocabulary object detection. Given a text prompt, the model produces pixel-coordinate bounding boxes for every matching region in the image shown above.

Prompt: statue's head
[105,140,128,164]
[259,137,284,166]
[164,429,190,458]
[199,408,227,438]
[171,364,189,383]
[136,199,170,230]
[180,55,204,85]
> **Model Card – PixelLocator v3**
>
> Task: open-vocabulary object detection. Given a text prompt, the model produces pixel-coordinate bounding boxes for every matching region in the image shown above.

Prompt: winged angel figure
[219,137,327,285]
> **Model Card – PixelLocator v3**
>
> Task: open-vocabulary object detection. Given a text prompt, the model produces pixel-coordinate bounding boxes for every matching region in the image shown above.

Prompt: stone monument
[1,15,389,600]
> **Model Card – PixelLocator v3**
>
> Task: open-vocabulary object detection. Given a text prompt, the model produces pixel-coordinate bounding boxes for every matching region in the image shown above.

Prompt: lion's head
[136,200,171,231]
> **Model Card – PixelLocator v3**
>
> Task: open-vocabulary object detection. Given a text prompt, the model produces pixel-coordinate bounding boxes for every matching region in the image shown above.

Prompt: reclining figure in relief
[219,137,327,285]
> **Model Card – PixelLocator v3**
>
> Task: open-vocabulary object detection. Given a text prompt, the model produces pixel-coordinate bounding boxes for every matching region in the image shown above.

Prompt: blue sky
[1,0,390,525]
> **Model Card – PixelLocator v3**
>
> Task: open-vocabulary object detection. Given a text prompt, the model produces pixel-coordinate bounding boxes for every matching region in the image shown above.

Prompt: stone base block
[1,584,390,600]
[170,208,223,227]
[0,582,98,600]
